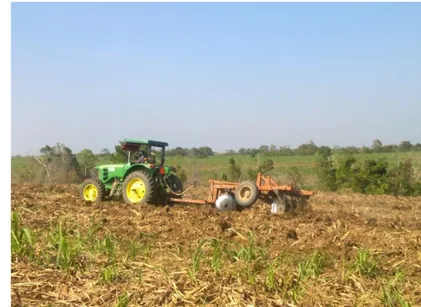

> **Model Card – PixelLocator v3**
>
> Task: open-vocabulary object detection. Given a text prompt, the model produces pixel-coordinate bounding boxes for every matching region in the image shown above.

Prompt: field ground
[11,151,421,190]
[11,183,421,306]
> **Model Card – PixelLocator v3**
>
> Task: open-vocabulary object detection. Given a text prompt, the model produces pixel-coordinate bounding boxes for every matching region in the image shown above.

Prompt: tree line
[224,139,421,157]
[12,139,421,196]
[161,139,421,157]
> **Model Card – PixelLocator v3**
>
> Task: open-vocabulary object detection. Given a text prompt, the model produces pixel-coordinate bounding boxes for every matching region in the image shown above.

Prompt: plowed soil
[11,184,421,306]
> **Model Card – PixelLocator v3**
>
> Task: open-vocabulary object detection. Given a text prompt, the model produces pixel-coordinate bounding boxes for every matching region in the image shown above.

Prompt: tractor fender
[124,164,154,179]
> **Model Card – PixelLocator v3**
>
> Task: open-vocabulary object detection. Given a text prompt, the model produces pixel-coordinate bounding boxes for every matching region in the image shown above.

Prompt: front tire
[80,178,106,202]
[122,171,158,205]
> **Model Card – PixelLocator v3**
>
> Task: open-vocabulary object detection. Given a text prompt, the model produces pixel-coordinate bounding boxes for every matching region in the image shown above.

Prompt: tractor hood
[96,164,125,170]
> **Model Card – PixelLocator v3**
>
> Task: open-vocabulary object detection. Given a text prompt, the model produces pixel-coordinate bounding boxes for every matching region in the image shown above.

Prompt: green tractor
[80,139,183,205]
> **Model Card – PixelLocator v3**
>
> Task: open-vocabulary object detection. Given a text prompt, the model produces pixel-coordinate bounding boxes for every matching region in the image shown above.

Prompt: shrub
[228,158,242,181]
[352,158,389,195]
[335,154,358,189]
[246,158,274,180]
[316,152,421,196]
[316,147,337,191]
[387,159,416,196]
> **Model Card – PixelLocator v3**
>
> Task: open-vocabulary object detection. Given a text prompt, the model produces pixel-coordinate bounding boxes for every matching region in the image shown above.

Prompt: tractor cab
[120,138,169,167]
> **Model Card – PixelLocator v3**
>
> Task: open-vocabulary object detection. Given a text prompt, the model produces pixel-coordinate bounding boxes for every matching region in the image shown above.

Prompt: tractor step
[110,181,123,197]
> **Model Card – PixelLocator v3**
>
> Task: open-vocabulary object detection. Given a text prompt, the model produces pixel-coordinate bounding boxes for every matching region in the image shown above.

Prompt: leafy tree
[341,146,359,154]
[381,145,398,152]
[77,149,98,176]
[197,146,214,158]
[188,147,200,157]
[372,139,383,152]
[413,143,421,151]
[258,145,269,154]
[269,144,277,155]
[174,147,188,156]
[360,146,372,153]
[296,141,318,156]
[225,149,236,155]
[113,145,128,163]
[34,143,82,183]
[399,141,412,152]
[278,146,294,156]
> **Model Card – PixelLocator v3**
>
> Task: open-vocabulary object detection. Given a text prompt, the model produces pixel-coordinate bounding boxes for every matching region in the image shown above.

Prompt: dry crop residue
[11,184,421,306]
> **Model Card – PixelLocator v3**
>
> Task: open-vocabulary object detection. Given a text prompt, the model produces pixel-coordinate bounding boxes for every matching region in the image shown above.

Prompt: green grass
[187,239,207,284]
[115,292,131,307]
[353,248,379,278]
[11,211,36,260]
[265,256,280,291]
[297,251,327,280]
[99,264,120,284]
[210,239,223,273]
[11,156,28,169]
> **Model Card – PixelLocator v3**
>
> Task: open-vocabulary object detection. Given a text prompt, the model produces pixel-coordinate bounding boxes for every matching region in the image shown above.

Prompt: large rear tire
[122,171,158,205]
[234,180,259,207]
[80,178,106,202]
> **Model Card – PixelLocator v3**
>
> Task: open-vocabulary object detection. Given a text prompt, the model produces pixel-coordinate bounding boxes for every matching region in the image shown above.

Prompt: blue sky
[11,2,421,155]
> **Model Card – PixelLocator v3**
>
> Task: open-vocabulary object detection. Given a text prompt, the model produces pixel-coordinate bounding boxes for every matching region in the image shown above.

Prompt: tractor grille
[102,169,109,181]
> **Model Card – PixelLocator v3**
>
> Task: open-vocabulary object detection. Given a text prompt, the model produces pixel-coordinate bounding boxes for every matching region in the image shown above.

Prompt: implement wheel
[235,180,259,207]
[122,171,158,205]
[80,178,106,202]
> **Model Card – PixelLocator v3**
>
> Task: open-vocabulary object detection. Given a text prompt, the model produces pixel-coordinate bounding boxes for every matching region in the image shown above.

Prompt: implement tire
[234,180,259,207]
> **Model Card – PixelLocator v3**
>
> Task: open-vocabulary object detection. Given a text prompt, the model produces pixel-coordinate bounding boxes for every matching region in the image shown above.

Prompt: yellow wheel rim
[126,178,146,203]
[83,184,98,201]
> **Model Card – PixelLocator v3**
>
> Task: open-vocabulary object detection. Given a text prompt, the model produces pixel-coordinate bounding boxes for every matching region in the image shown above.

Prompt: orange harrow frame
[168,173,314,206]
